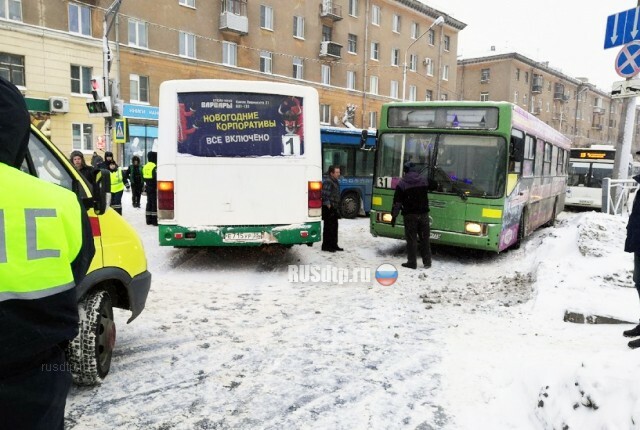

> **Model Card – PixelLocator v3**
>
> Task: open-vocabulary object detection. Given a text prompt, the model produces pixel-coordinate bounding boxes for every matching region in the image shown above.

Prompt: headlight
[382,213,394,223]
[465,222,486,235]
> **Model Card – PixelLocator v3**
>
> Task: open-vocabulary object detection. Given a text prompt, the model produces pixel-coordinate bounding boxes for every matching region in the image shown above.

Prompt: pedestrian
[624,173,640,348]
[391,162,432,269]
[108,159,125,215]
[70,150,93,183]
[97,151,114,171]
[321,165,343,252]
[91,151,103,168]
[124,155,144,208]
[143,151,158,226]
[0,76,95,429]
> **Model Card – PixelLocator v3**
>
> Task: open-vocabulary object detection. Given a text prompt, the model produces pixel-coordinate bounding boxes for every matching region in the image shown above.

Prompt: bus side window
[510,129,524,173]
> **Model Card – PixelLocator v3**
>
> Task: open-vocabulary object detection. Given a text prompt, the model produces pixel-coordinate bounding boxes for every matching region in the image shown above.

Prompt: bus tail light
[158,180,175,220]
[308,181,322,217]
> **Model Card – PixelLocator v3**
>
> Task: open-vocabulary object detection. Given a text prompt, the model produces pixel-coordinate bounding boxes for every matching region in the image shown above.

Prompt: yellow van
[22,124,151,385]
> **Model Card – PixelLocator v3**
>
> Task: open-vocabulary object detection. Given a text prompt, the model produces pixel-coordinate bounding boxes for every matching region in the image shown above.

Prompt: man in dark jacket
[0,77,95,429]
[391,162,432,269]
[321,165,343,252]
[124,155,144,208]
[624,174,640,348]
[70,150,94,184]
[97,150,115,171]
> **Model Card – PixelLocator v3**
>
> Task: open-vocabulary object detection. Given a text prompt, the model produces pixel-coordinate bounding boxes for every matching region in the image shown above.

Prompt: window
[128,19,148,48]
[523,134,536,177]
[0,52,24,86]
[525,71,529,83]
[347,70,356,90]
[515,69,520,81]
[371,5,380,25]
[480,92,489,102]
[425,57,433,76]
[292,57,303,79]
[70,65,92,95]
[481,68,490,82]
[179,0,195,7]
[322,25,332,42]
[370,42,379,60]
[542,141,551,176]
[348,0,358,16]
[392,14,400,33]
[68,3,91,36]
[390,80,399,99]
[409,85,417,101]
[321,64,331,85]
[260,51,272,74]
[129,74,149,103]
[347,34,357,54]
[0,0,22,20]
[179,31,196,58]
[409,54,417,71]
[222,41,237,66]
[425,89,433,101]
[443,35,450,51]
[411,22,419,39]
[72,123,94,151]
[369,111,377,129]
[440,93,448,101]
[514,91,518,104]
[369,76,378,95]
[442,64,449,81]
[320,104,331,124]
[391,48,399,66]
[428,29,435,45]
[260,5,273,30]
[293,16,304,38]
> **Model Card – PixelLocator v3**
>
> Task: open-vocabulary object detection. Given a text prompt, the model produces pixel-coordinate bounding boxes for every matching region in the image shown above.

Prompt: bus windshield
[376,133,506,198]
[569,161,613,188]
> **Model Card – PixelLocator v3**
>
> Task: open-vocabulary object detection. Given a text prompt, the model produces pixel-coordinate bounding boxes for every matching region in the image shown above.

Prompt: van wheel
[340,192,360,219]
[68,290,116,386]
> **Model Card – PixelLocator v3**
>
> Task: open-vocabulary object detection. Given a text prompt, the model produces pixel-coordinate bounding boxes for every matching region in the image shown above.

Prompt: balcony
[554,92,569,102]
[592,123,603,130]
[531,84,543,93]
[320,2,343,21]
[593,106,605,114]
[319,41,342,60]
[219,0,248,35]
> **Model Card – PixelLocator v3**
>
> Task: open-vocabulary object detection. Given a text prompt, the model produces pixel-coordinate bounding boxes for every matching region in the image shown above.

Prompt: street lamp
[402,15,444,102]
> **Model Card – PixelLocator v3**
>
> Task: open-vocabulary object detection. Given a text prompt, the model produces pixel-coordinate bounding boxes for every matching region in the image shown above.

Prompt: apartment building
[1,0,465,162]
[457,52,626,149]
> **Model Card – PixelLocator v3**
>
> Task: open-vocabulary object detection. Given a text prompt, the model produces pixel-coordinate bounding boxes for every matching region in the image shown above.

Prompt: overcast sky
[425,0,634,91]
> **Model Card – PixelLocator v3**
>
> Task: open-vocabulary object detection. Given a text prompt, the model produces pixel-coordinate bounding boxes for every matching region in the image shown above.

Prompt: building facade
[457,52,628,150]
[1,0,465,163]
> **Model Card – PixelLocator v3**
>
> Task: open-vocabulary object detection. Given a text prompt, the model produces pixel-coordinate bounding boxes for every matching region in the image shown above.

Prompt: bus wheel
[68,290,116,386]
[513,209,528,250]
[340,192,360,219]
[544,199,558,228]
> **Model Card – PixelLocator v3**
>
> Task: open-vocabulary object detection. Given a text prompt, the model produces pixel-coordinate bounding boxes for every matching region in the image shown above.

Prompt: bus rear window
[176,92,305,157]
[387,106,499,130]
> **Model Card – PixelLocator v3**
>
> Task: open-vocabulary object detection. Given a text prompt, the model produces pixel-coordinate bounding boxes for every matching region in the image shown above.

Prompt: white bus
[156,79,323,247]
[566,146,621,209]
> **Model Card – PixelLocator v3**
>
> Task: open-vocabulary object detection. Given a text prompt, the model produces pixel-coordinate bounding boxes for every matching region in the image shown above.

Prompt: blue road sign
[616,41,640,78]
[605,7,640,49]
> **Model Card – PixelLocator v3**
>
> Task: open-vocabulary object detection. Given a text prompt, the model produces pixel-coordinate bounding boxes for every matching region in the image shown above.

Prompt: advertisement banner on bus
[176,92,305,157]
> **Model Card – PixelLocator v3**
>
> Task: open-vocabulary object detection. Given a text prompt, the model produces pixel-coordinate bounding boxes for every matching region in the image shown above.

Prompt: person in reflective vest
[0,77,95,429]
[108,159,125,215]
[143,151,158,226]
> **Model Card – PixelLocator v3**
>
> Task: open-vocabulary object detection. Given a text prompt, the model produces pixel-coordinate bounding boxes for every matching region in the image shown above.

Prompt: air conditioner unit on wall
[49,96,69,113]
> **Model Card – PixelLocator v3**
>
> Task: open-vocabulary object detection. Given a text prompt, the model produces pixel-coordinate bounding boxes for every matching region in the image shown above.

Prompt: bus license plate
[224,232,263,241]
[429,232,441,240]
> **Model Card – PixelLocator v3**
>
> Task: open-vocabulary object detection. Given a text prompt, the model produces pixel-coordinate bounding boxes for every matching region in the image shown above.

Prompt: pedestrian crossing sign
[113,118,128,144]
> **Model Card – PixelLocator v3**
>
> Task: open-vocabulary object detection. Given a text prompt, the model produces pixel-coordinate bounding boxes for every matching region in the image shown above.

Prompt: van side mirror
[92,168,111,215]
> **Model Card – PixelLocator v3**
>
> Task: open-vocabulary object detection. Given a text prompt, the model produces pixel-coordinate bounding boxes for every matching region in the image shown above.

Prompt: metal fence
[602,178,639,215]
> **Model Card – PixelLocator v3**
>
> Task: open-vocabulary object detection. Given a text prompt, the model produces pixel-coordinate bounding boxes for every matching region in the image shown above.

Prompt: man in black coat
[624,174,640,348]
[321,165,343,252]
[391,162,432,269]
[124,155,144,208]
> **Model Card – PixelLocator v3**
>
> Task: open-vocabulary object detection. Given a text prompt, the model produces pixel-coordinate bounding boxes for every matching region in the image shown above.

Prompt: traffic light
[86,98,112,117]
[90,76,104,101]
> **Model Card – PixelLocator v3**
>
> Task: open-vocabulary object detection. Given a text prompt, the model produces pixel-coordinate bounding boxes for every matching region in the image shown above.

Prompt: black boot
[629,337,640,349]
[623,324,640,338]
[401,262,417,269]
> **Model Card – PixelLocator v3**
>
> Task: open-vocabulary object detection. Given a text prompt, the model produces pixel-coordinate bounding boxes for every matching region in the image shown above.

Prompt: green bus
[370,101,571,252]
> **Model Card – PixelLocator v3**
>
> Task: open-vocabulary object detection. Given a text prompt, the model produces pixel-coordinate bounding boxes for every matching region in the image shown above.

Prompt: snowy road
[65,196,638,429]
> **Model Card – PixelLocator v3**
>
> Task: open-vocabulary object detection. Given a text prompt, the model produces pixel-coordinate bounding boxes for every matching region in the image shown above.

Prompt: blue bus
[321,126,376,218]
